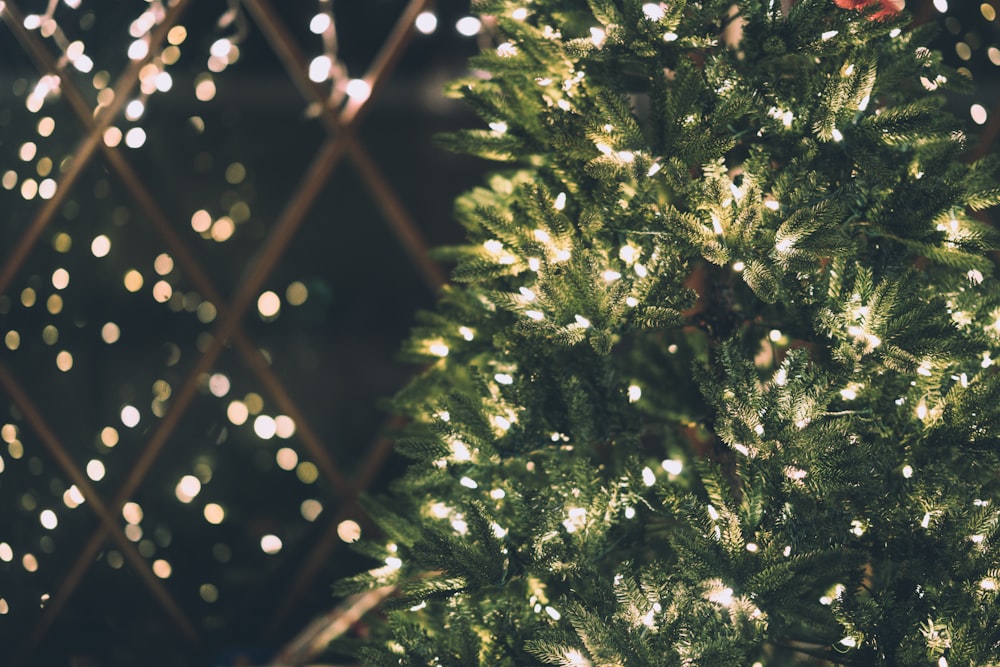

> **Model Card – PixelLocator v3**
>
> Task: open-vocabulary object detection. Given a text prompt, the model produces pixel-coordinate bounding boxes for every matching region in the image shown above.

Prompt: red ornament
[832,0,904,20]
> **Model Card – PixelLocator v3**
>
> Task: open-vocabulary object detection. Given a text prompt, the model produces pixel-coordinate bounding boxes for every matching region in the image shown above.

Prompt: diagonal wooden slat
[0,363,200,652]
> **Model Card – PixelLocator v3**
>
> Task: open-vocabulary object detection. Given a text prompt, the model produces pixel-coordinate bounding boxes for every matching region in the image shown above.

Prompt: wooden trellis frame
[0,0,440,663]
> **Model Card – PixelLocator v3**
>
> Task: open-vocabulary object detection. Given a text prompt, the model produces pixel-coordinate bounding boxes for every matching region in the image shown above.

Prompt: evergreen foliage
[338,1,1000,664]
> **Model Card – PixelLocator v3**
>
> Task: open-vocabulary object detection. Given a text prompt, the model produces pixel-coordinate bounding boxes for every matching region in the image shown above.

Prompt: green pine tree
[335,1,1000,664]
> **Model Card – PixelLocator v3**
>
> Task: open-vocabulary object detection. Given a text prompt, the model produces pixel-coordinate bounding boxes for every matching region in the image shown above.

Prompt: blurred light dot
[2,171,17,190]
[203,503,224,524]
[276,447,298,471]
[122,501,143,524]
[101,322,120,344]
[152,280,172,303]
[199,583,219,603]
[309,55,331,82]
[128,39,149,60]
[310,13,331,33]
[20,178,38,200]
[0,543,13,562]
[46,294,63,315]
[227,401,248,425]
[36,157,53,177]
[37,178,56,199]
[63,485,85,508]
[154,253,174,275]
[101,427,119,447]
[456,16,481,36]
[971,103,988,125]
[161,45,181,65]
[208,373,230,397]
[195,75,216,102]
[39,509,57,529]
[121,405,140,428]
[152,559,171,578]
[337,519,361,543]
[286,281,308,305]
[154,71,172,92]
[124,524,142,541]
[245,393,264,414]
[125,127,146,148]
[225,162,246,184]
[4,331,18,351]
[1,425,16,443]
[86,459,105,481]
[257,291,280,318]
[196,301,217,324]
[260,534,282,554]
[300,499,323,522]
[103,126,122,147]
[55,350,73,372]
[933,0,947,11]
[415,11,437,34]
[37,116,55,136]
[175,475,201,503]
[124,270,144,292]
[345,78,371,101]
[167,25,187,45]
[22,553,38,572]
[0,598,7,614]
[274,415,295,438]
[19,142,37,161]
[253,415,276,439]
[211,217,234,242]
[91,235,111,257]
[52,233,71,253]
[296,461,319,484]
[52,268,69,289]
[125,99,144,120]
[42,325,58,345]
[191,209,212,233]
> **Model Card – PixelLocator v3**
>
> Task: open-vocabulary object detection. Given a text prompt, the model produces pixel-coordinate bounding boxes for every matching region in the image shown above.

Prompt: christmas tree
[336,0,1000,665]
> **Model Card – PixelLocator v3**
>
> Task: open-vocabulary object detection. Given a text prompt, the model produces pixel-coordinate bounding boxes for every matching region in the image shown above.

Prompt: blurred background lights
[227,400,249,425]
[101,427,119,448]
[101,322,120,344]
[51,268,69,289]
[175,475,201,503]
[22,554,38,573]
[415,11,438,34]
[286,281,308,305]
[257,290,280,318]
[128,39,149,61]
[253,415,276,439]
[123,269,144,292]
[122,501,143,524]
[199,583,219,603]
[309,13,331,34]
[971,103,988,125]
[86,459,105,482]
[154,253,174,275]
[345,78,371,102]
[125,127,147,148]
[336,519,362,543]
[125,99,145,120]
[455,16,481,36]
[152,559,172,579]
[191,209,211,232]
[39,509,58,529]
[0,543,14,562]
[63,485,85,509]
[300,499,323,522]
[55,350,73,372]
[296,461,318,484]
[203,503,225,525]
[260,534,282,554]
[276,447,298,471]
[91,235,111,257]
[208,373,230,397]
[120,405,140,428]
[934,0,948,11]
[274,415,295,438]
[308,55,331,82]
